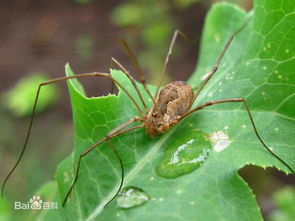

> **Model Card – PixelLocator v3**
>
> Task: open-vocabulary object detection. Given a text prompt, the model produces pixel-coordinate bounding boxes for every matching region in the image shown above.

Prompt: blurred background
[0,0,294,220]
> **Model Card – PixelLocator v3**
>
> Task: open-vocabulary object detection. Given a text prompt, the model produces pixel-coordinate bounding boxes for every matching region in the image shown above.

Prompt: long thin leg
[62,121,144,207]
[115,38,155,103]
[1,72,145,199]
[180,98,295,175]
[109,59,116,94]
[154,30,196,99]
[188,20,250,110]
[111,57,148,111]
[104,140,124,208]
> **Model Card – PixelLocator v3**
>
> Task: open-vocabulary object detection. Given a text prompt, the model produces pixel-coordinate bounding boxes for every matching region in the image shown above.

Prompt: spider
[2,20,294,209]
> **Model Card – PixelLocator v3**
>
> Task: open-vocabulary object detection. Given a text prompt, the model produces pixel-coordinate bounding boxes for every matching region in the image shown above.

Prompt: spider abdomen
[145,81,194,136]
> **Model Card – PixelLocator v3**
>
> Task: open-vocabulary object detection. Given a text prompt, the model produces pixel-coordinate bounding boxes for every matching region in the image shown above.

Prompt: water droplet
[156,130,212,178]
[116,186,150,209]
[209,131,231,152]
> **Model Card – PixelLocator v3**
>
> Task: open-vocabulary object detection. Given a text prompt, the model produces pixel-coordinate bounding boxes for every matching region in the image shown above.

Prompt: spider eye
[152,112,157,117]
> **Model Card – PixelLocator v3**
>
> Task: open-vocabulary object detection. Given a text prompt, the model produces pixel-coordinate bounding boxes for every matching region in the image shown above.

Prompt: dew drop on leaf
[156,130,212,178]
[116,186,150,209]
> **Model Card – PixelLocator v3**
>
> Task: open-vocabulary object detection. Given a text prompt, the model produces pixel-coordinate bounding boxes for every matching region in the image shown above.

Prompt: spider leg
[105,140,124,208]
[180,98,295,175]
[62,120,144,207]
[1,72,146,199]
[115,38,155,103]
[111,57,148,112]
[189,20,250,109]
[154,30,198,99]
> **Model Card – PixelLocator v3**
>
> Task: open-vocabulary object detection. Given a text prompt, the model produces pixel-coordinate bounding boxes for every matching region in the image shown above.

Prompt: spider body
[145,81,194,136]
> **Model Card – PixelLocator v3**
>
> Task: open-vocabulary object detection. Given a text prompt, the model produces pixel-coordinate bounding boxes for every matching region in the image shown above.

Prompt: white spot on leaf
[207,91,213,97]
[209,131,231,152]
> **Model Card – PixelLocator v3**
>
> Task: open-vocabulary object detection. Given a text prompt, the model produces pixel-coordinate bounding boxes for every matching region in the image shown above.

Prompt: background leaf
[2,73,59,117]
[52,0,295,220]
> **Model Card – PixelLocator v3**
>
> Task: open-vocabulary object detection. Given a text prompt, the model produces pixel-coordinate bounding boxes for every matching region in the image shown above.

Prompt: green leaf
[29,181,61,221]
[52,0,295,220]
[2,73,59,117]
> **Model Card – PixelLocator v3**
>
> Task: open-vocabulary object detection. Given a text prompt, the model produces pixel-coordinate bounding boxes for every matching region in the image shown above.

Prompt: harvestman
[2,21,294,208]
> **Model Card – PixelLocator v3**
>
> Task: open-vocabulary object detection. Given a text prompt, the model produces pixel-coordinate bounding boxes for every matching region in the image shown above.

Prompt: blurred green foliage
[111,0,176,84]
[173,0,201,9]
[75,33,95,62]
[268,186,295,221]
[72,0,92,4]
[2,73,59,117]
[0,198,11,221]
[110,0,245,84]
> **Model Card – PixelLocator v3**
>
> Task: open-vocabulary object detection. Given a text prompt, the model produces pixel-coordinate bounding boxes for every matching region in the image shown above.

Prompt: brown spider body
[144,81,194,136]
